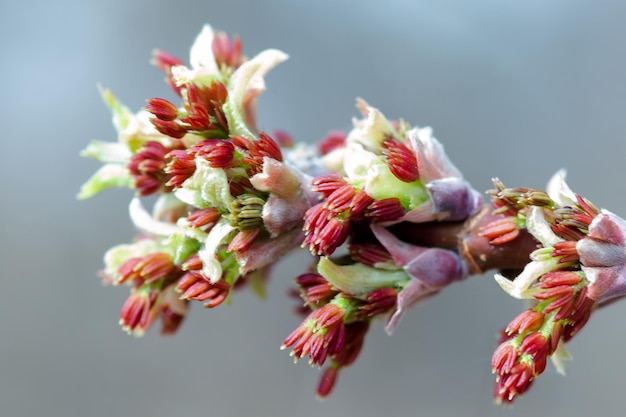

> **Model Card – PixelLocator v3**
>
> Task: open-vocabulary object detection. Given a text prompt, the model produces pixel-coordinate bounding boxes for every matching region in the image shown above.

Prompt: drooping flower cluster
[80,23,626,405]
[484,170,626,403]
[278,99,484,396]
[80,25,309,336]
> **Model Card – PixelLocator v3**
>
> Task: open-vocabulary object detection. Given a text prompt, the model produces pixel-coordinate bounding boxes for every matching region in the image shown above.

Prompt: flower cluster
[80,25,308,335]
[279,100,484,395]
[485,170,626,403]
[80,23,626,405]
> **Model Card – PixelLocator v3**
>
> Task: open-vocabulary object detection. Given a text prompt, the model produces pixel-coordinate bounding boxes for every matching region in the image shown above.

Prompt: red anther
[296,273,338,306]
[160,301,187,335]
[349,189,375,220]
[192,139,235,168]
[257,132,283,161]
[505,309,544,335]
[348,242,393,268]
[282,303,346,367]
[151,119,188,139]
[176,269,231,309]
[311,174,346,199]
[151,49,185,96]
[479,216,520,245]
[357,288,397,318]
[365,198,405,222]
[212,32,244,69]
[228,228,261,252]
[165,149,196,188]
[491,342,518,374]
[272,129,294,147]
[538,271,582,288]
[519,333,548,359]
[187,207,222,232]
[117,252,176,285]
[381,137,419,183]
[318,131,346,155]
[324,184,356,212]
[576,194,599,218]
[145,98,179,121]
[128,141,175,196]
[533,285,575,301]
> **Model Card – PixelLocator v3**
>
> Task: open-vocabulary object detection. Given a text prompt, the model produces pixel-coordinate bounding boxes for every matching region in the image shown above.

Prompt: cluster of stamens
[283,272,398,397]
[488,182,601,404]
[492,271,595,403]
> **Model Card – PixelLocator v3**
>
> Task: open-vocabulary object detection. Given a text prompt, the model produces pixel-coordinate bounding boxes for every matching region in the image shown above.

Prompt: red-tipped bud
[324,184,356,212]
[177,255,232,308]
[479,216,520,245]
[551,241,579,264]
[119,289,158,335]
[311,174,347,199]
[256,132,284,162]
[296,273,338,306]
[228,228,261,252]
[365,198,405,222]
[318,131,346,155]
[505,309,545,336]
[491,342,518,374]
[212,32,244,69]
[303,212,350,257]
[282,303,346,367]
[271,129,294,147]
[348,242,394,268]
[316,321,370,397]
[151,49,185,96]
[534,285,575,301]
[128,141,175,196]
[519,333,549,360]
[151,119,188,139]
[146,98,179,121]
[152,49,184,72]
[538,271,582,288]
[381,137,419,183]
[551,222,586,241]
[349,189,375,220]
[494,362,534,404]
[165,149,196,188]
[117,252,177,285]
[187,207,222,232]
[317,365,340,399]
[193,139,235,168]
[358,288,397,318]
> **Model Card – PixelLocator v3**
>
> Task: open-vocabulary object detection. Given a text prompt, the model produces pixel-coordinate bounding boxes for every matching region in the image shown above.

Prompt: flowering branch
[79,24,626,404]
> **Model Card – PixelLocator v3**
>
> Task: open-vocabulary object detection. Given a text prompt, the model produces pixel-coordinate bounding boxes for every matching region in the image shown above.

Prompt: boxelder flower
[78,87,177,199]
[81,21,626,405]
[488,170,626,403]
[80,24,312,338]
[284,269,399,397]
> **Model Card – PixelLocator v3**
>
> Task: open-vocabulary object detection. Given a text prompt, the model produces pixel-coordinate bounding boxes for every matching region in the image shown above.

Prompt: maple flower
[488,170,626,403]
[81,19,626,406]
[78,87,177,199]
[285,273,398,397]
[302,100,481,257]
[321,99,482,223]
[167,24,288,138]
[80,24,314,341]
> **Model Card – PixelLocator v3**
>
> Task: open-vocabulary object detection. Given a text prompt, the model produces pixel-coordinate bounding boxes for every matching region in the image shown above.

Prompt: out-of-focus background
[2,1,626,416]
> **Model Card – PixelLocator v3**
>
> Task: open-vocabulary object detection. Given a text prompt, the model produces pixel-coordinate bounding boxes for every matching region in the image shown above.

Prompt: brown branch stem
[388,204,539,275]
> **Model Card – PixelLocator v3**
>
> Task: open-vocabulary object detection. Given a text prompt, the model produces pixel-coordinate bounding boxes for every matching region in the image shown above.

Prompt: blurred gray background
[2,0,626,416]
